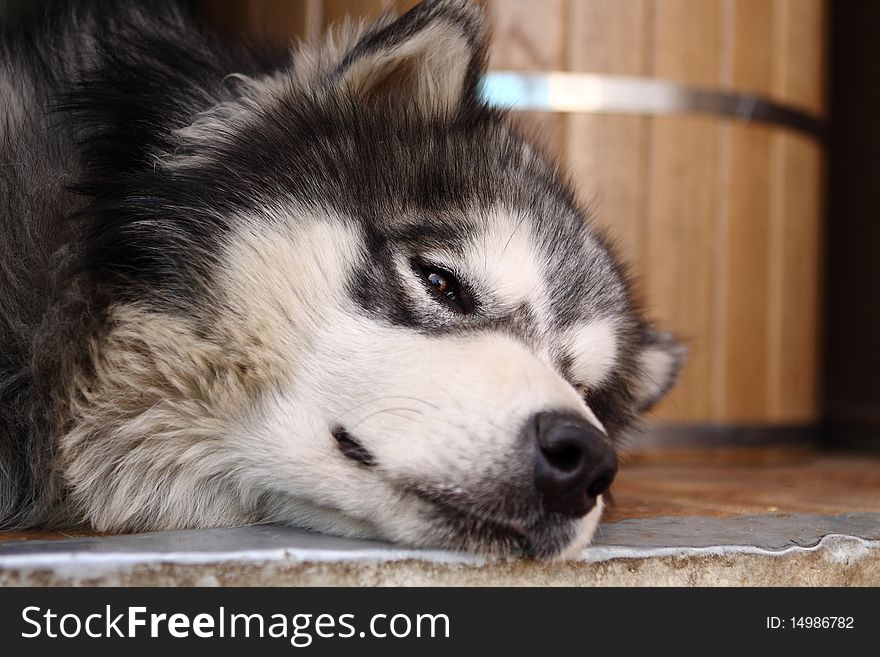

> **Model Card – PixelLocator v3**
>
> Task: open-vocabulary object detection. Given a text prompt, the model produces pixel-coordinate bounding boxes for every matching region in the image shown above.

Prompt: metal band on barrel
[481,72,825,140]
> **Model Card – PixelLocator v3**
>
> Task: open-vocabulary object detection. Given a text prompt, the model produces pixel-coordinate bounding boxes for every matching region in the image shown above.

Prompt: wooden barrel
[201,0,829,446]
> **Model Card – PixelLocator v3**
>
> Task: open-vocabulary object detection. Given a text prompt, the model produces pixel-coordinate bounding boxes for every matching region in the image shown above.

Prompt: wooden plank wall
[198,0,828,428]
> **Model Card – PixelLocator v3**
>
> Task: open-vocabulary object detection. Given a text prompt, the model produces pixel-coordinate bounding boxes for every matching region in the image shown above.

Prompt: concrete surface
[1,513,878,586]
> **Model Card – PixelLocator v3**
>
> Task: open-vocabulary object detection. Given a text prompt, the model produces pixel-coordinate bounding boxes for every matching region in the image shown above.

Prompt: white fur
[634,340,682,410]
[336,15,475,116]
[460,208,550,316]
[557,497,604,560]
[565,318,620,390]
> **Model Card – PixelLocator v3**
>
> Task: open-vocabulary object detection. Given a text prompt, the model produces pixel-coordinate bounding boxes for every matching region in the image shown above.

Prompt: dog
[0,0,683,558]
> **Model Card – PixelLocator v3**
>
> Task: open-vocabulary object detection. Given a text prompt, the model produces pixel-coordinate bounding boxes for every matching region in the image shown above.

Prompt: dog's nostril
[540,440,583,473]
[530,411,618,517]
[332,426,376,466]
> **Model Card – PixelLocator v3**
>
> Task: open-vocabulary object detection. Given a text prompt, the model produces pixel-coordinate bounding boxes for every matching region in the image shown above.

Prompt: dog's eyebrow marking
[459,209,548,322]
[564,318,619,388]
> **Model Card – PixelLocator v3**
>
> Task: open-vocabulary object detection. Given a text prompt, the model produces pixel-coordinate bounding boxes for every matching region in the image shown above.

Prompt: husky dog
[0,0,683,558]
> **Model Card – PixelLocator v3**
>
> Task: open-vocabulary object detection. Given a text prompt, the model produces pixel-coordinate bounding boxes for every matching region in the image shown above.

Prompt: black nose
[529,411,618,517]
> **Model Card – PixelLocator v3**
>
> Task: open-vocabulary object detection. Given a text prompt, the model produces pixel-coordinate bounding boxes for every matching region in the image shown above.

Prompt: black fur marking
[332,428,376,467]
[55,6,287,309]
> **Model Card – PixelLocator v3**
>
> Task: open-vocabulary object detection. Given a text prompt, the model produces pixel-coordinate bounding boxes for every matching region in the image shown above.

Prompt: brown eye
[411,258,476,315]
[427,271,450,293]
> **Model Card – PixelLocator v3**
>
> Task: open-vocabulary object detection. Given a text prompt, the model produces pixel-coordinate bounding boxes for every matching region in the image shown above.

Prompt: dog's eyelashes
[411,258,476,315]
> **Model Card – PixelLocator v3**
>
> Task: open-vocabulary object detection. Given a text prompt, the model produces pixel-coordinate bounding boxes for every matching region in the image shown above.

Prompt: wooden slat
[201,0,322,45]
[392,0,423,14]
[651,0,722,87]
[258,0,322,46]
[711,1,774,421]
[644,116,720,423]
[563,0,651,287]
[565,0,651,74]
[565,115,651,286]
[771,0,827,116]
[644,0,722,422]
[715,124,773,421]
[484,0,568,156]
[764,0,826,423]
[767,134,824,422]
[486,0,567,70]
[730,0,774,97]
[322,0,389,31]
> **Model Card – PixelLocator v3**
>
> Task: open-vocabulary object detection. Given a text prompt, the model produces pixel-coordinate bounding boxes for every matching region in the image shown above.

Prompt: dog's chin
[553,498,604,560]
[421,495,605,560]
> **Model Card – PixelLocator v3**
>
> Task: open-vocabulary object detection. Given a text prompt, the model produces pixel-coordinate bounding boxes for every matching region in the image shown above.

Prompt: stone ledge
[2,513,878,586]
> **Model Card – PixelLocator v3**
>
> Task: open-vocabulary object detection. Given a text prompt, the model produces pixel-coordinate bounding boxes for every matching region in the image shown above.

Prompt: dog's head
[63,0,684,558]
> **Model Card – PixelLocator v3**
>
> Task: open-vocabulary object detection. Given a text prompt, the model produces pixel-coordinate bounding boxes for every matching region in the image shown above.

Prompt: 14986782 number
[766,616,855,630]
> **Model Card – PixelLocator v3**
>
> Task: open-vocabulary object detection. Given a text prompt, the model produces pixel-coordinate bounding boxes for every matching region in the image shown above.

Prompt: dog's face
[62,0,683,558]
[224,211,665,558]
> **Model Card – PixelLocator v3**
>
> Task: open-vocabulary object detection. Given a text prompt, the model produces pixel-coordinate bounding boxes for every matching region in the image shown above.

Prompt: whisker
[344,395,441,413]
[347,406,424,431]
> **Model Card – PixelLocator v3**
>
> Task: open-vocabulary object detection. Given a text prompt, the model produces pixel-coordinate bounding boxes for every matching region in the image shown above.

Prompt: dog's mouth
[332,426,376,466]
[411,485,583,558]
[330,427,591,557]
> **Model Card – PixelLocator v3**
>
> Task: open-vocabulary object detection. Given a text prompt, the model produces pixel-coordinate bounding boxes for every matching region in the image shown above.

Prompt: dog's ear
[631,328,686,413]
[329,0,487,117]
